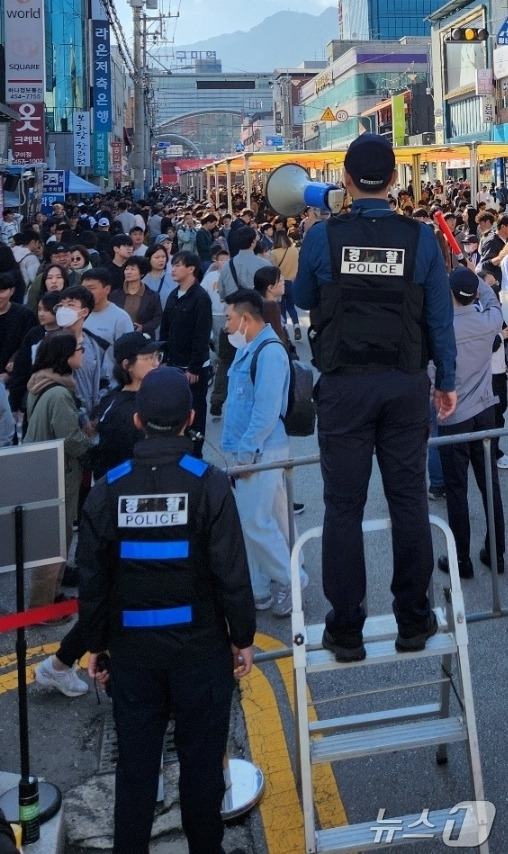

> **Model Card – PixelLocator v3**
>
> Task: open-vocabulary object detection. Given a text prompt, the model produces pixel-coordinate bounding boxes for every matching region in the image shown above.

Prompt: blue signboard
[265,136,283,147]
[92,21,112,133]
[93,131,109,177]
[497,16,508,45]
[42,170,65,194]
[41,193,65,215]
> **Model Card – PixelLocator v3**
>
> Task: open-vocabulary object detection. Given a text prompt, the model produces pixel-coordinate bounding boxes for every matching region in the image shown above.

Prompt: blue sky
[116,0,334,45]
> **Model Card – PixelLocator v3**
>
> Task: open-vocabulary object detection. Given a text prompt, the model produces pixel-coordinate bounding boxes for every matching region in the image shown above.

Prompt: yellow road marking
[241,632,347,853]
[1,635,348,851]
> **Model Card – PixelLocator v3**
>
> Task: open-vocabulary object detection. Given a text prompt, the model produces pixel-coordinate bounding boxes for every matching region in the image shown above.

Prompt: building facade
[301,40,430,149]
[152,69,273,158]
[338,0,447,40]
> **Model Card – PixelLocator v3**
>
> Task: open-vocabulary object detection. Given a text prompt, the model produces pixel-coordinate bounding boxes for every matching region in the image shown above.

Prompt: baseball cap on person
[51,243,70,254]
[449,267,478,298]
[113,332,164,363]
[98,217,110,227]
[464,233,479,243]
[344,134,396,190]
[155,234,171,244]
[136,366,192,428]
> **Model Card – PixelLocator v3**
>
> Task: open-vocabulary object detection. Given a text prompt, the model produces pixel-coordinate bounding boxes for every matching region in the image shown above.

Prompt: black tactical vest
[314,212,427,374]
[103,453,225,658]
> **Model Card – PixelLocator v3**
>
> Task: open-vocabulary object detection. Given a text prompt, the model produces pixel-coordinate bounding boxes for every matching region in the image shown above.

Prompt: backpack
[249,339,316,437]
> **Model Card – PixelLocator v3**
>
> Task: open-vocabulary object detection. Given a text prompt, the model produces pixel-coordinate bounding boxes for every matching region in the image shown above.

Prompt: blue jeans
[281,280,300,327]
[233,446,306,598]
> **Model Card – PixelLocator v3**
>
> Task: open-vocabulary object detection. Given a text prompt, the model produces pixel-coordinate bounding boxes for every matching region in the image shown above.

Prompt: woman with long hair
[23,331,93,611]
[270,230,301,340]
[143,243,174,310]
[26,263,69,313]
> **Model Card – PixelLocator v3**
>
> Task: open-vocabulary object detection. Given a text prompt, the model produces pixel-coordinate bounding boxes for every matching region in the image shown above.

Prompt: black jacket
[479,232,505,283]
[8,324,46,411]
[92,389,144,480]
[0,302,37,376]
[77,435,256,667]
[160,282,212,374]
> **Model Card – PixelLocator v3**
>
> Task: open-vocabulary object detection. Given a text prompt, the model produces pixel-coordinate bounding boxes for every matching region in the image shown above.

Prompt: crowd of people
[1,145,508,853]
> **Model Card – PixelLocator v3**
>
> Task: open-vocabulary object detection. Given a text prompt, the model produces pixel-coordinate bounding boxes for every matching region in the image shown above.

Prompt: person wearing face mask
[221,289,308,618]
[55,285,102,421]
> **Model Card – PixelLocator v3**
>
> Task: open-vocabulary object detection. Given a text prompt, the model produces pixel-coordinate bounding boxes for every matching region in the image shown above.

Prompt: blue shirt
[221,324,290,463]
[293,198,456,392]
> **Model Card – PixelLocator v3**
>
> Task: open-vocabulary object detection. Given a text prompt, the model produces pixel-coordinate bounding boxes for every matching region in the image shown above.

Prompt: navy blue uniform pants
[110,644,234,854]
[438,406,505,563]
[317,369,433,635]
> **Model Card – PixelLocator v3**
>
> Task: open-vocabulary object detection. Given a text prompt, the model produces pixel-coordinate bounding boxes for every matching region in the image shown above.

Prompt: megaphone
[266,163,344,217]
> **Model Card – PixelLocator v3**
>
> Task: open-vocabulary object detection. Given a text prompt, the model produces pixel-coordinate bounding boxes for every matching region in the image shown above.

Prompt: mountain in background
[152,8,337,73]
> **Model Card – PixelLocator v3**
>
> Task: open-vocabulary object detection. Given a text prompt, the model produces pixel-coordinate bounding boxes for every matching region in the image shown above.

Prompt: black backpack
[249,339,316,437]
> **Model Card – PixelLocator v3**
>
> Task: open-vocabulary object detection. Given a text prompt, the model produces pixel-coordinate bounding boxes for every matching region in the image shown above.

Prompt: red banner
[11,103,45,166]
[111,141,122,176]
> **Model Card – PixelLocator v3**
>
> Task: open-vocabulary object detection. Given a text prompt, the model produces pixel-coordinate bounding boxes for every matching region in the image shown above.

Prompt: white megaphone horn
[265,163,344,217]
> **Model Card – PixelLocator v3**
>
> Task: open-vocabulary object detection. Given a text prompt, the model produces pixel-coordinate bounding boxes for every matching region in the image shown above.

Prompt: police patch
[118,494,188,527]
[341,247,405,276]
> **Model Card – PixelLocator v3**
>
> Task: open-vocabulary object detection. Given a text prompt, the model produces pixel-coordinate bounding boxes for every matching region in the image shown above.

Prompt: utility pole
[130,0,145,194]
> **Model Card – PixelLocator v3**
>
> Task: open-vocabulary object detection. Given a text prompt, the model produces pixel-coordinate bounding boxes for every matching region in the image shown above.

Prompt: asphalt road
[1,318,508,853]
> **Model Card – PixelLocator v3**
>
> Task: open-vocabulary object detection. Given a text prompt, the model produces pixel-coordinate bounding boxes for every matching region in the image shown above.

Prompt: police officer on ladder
[293,134,457,662]
[77,366,255,854]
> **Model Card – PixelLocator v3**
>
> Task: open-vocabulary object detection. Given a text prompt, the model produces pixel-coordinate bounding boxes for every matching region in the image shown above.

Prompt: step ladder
[290,516,490,854]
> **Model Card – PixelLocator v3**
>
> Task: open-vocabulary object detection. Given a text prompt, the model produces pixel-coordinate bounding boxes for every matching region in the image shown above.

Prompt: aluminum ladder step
[315,807,468,852]
[310,716,466,763]
[307,630,457,673]
[309,702,442,735]
[305,607,448,649]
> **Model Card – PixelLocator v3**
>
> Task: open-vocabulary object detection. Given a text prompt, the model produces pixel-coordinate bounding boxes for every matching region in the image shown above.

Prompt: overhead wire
[101,0,136,79]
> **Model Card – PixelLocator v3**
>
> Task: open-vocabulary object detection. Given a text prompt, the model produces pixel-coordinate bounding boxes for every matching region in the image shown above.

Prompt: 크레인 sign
[341,247,405,276]
[118,494,188,527]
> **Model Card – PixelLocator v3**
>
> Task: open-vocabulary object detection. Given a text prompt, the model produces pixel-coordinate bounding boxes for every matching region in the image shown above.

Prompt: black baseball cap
[136,366,192,427]
[464,234,479,243]
[113,332,163,362]
[51,243,70,254]
[344,134,396,190]
[449,268,478,298]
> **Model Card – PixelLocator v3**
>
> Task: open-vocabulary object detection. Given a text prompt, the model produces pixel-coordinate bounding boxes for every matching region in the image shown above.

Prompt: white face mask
[56,306,80,328]
[228,322,247,349]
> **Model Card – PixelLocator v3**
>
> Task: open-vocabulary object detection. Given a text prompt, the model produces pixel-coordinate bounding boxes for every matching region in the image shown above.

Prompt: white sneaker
[35,656,88,697]
[272,575,309,618]
[497,455,508,469]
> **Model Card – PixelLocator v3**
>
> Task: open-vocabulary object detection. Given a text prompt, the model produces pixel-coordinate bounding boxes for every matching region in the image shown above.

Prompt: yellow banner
[391,94,406,147]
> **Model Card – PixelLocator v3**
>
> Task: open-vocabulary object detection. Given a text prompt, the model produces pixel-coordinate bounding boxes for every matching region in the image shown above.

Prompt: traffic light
[445,26,488,42]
